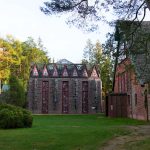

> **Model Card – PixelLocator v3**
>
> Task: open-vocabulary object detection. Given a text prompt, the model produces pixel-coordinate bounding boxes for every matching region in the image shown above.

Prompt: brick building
[114,58,150,120]
[112,21,150,120]
[27,59,102,114]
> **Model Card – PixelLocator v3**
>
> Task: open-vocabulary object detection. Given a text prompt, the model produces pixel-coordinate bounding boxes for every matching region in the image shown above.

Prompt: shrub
[0,104,33,129]
[22,109,33,127]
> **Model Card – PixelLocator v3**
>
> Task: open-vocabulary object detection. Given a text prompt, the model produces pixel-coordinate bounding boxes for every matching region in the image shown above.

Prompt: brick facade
[114,58,150,120]
[27,62,102,114]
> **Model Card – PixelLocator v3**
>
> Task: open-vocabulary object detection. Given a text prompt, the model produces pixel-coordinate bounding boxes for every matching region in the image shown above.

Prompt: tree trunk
[112,41,120,92]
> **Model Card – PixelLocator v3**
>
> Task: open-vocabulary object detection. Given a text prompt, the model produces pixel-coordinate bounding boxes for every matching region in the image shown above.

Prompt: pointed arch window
[42,66,49,76]
[33,66,39,76]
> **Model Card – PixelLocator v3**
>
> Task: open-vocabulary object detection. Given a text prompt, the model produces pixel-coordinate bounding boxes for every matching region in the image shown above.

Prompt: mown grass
[0,114,148,150]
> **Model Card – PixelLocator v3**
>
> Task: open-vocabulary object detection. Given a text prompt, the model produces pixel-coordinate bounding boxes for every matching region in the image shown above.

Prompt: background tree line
[0,35,49,107]
[82,39,113,99]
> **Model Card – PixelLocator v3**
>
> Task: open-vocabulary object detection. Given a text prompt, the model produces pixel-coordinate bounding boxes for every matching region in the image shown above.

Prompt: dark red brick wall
[28,77,102,114]
[114,58,150,120]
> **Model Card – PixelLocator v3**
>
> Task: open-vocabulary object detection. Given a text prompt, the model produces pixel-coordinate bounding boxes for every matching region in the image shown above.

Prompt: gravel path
[101,125,150,150]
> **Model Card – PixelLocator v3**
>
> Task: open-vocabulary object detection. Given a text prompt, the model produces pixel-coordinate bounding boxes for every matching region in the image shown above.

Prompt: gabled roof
[62,65,69,77]
[42,65,49,77]
[131,54,150,84]
[72,65,78,77]
[32,65,39,76]
[52,65,58,77]
[30,63,100,79]
[90,65,100,78]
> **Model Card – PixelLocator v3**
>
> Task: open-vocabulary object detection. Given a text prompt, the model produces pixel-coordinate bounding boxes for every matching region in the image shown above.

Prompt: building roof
[56,59,73,64]
[131,54,150,84]
[30,63,100,79]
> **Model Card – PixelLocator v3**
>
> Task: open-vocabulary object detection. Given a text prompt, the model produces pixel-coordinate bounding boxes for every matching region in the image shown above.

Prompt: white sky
[0,0,149,63]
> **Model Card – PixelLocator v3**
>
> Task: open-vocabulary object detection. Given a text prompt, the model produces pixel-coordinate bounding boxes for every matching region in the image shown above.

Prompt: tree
[82,39,94,64]
[22,37,49,64]
[115,21,150,84]
[102,20,150,91]
[0,37,22,94]
[40,0,150,31]
[82,40,113,97]
[8,76,26,107]
[0,35,49,107]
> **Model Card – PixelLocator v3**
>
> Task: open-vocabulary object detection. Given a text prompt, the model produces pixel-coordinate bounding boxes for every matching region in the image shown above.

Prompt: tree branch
[128,6,147,51]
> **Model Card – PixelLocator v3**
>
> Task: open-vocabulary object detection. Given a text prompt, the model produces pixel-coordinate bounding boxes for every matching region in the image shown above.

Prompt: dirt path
[101,125,150,150]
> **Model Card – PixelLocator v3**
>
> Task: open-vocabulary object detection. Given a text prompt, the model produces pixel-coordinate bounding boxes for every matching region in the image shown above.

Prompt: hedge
[0,104,33,129]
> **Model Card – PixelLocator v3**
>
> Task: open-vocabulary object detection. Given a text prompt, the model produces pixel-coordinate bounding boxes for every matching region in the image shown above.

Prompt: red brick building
[107,21,150,121]
[114,58,150,120]
[27,59,102,114]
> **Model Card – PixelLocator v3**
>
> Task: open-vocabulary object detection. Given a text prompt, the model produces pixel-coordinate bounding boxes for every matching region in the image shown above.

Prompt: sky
[0,0,150,63]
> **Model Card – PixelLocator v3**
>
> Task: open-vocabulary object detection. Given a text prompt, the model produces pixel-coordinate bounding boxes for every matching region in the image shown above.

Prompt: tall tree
[21,37,49,92]
[22,37,49,64]
[0,37,22,93]
[82,40,113,97]
[82,39,94,64]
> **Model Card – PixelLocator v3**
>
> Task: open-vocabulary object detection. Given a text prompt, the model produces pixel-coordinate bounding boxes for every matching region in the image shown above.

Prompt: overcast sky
[0,0,149,63]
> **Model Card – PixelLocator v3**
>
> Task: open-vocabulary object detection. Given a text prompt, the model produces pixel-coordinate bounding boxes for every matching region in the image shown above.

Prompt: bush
[0,104,33,129]
[22,109,33,127]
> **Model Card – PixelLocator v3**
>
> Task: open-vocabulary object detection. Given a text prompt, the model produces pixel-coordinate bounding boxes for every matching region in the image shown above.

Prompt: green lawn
[0,114,148,150]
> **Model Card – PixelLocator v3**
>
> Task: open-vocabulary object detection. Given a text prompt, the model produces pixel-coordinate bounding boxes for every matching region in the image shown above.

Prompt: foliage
[0,37,19,80]
[8,76,26,107]
[102,20,150,90]
[0,104,33,129]
[0,115,148,150]
[22,109,33,127]
[115,21,150,84]
[116,21,150,52]
[0,36,49,107]
[40,0,150,31]
[82,40,113,97]
[103,33,116,56]
[82,39,94,64]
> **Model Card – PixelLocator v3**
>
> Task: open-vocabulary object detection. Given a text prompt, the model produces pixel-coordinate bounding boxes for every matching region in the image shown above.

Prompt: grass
[0,114,148,150]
